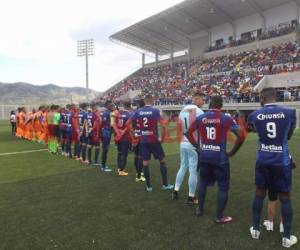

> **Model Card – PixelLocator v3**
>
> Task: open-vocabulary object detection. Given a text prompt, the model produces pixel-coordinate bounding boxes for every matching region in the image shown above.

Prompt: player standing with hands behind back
[248,87,297,248]
[188,95,245,223]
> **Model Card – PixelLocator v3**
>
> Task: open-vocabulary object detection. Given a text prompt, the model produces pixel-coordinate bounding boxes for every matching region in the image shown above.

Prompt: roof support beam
[158,18,190,40]
[177,8,210,30]
[136,24,187,49]
[123,32,168,54]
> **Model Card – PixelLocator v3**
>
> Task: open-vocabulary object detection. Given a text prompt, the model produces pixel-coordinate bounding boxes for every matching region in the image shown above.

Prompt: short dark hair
[209,95,223,109]
[123,101,131,109]
[193,92,205,98]
[260,87,277,101]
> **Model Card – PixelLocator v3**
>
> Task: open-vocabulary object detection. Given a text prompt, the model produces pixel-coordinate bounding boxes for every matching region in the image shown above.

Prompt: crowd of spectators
[101,40,300,105]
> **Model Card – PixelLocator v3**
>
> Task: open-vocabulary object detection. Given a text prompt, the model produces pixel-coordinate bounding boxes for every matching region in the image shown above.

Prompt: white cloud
[0,0,183,92]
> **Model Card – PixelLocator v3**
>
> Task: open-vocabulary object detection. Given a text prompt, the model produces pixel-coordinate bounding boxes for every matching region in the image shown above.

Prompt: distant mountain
[0,82,101,105]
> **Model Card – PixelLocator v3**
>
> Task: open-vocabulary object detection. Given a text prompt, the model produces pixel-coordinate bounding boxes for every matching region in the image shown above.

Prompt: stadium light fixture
[77,39,94,103]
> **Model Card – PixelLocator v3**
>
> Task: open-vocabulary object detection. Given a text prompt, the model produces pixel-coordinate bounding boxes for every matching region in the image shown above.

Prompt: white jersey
[179,104,204,147]
[10,114,16,123]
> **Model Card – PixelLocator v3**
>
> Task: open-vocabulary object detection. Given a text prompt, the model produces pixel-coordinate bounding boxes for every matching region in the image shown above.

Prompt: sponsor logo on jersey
[139,111,153,115]
[261,144,283,152]
[202,118,221,124]
[201,144,221,151]
[257,112,285,120]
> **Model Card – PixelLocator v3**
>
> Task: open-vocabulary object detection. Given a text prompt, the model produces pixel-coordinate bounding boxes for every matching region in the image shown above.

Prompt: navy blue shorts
[140,142,165,161]
[80,135,88,144]
[65,129,72,141]
[255,164,291,193]
[132,143,140,156]
[117,141,131,156]
[199,162,230,191]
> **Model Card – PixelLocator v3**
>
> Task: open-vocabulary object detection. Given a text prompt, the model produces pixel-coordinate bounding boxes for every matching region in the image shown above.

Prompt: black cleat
[187,196,199,205]
[195,207,203,217]
[172,190,179,200]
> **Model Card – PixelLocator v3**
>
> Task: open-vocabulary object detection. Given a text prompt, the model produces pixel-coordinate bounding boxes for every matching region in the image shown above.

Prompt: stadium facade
[110,0,299,66]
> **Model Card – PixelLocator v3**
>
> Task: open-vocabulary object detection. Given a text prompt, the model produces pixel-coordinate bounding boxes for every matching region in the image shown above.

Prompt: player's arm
[288,109,296,140]
[227,124,245,157]
[247,113,256,133]
[186,120,198,148]
[158,111,167,142]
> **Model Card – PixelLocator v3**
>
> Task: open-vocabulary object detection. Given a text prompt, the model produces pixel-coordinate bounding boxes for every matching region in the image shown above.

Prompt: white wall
[190,36,209,58]
[235,13,263,38]
[264,1,298,28]
[209,2,299,45]
[210,23,233,44]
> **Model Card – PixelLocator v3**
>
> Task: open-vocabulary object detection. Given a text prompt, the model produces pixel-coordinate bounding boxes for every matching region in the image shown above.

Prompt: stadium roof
[110,0,294,55]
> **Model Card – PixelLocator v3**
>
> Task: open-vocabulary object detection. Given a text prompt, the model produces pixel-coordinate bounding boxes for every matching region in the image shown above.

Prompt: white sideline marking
[0,149,47,156]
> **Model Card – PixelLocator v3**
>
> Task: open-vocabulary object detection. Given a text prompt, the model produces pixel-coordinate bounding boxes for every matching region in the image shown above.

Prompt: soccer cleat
[162,184,174,191]
[118,170,129,176]
[263,220,274,232]
[172,190,179,200]
[187,196,198,205]
[81,160,89,164]
[100,165,112,172]
[282,235,297,248]
[215,216,233,224]
[250,227,260,240]
[280,222,284,233]
[135,176,146,182]
[75,157,81,161]
[146,186,153,192]
[195,207,203,217]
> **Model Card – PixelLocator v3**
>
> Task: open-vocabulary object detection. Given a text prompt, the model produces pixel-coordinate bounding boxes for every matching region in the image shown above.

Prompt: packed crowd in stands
[101,39,300,105]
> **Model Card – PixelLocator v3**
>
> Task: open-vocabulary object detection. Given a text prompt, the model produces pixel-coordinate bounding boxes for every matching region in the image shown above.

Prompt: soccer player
[77,103,88,162]
[187,95,244,223]
[59,107,67,156]
[247,87,297,248]
[113,101,133,176]
[131,98,146,182]
[131,94,174,192]
[99,101,114,172]
[10,111,16,136]
[86,104,101,165]
[172,92,205,204]
[64,106,73,158]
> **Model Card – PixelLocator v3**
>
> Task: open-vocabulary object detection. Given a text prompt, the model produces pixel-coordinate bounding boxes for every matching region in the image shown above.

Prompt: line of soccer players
[13,87,297,248]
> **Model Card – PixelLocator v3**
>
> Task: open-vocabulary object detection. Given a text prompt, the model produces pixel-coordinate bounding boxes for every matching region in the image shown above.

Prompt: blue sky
[0,0,183,92]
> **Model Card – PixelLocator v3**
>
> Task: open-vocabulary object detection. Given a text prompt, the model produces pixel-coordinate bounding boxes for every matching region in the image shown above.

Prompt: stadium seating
[101,40,300,105]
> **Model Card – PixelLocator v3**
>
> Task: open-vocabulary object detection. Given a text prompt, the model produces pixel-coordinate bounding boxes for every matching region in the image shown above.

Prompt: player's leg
[66,130,72,158]
[133,144,145,182]
[186,148,198,204]
[94,140,100,165]
[100,137,111,171]
[152,143,173,190]
[173,145,188,199]
[119,141,129,174]
[140,143,152,191]
[116,142,122,172]
[215,164,231,224]
[263,190,278,231]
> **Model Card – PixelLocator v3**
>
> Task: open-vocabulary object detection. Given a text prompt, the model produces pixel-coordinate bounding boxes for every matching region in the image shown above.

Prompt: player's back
[134,105,160,143]
[179,104,203,147]
[197,109,237,165]
[100,109,111,129]
[248,104,296,166]
[116,109,132,130]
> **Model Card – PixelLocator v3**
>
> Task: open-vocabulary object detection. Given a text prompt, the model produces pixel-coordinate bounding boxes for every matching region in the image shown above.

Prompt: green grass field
[0,121,299,250]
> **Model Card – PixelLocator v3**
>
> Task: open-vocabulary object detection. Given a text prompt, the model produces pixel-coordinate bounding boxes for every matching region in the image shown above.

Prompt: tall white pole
[85,42,89,103]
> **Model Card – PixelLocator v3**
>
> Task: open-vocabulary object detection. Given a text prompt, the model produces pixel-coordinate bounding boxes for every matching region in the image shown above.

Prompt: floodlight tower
[77,39,94,102]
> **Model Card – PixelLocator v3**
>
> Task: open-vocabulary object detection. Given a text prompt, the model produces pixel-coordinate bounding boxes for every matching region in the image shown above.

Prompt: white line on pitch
[0,149,48,156]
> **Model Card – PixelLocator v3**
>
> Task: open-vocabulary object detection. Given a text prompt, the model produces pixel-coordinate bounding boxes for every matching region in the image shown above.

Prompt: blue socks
[143,165,151,188]
[252,195,264,230]
[281,198,293,239]
[216,190,228,220]
[160,162,168,186]
[198,183,207,212]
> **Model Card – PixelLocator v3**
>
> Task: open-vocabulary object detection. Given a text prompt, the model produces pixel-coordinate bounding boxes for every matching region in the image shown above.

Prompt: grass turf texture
[0,120,299,250]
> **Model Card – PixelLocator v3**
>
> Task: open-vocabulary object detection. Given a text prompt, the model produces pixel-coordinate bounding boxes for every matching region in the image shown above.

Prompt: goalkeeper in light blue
[172,92,205,204]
